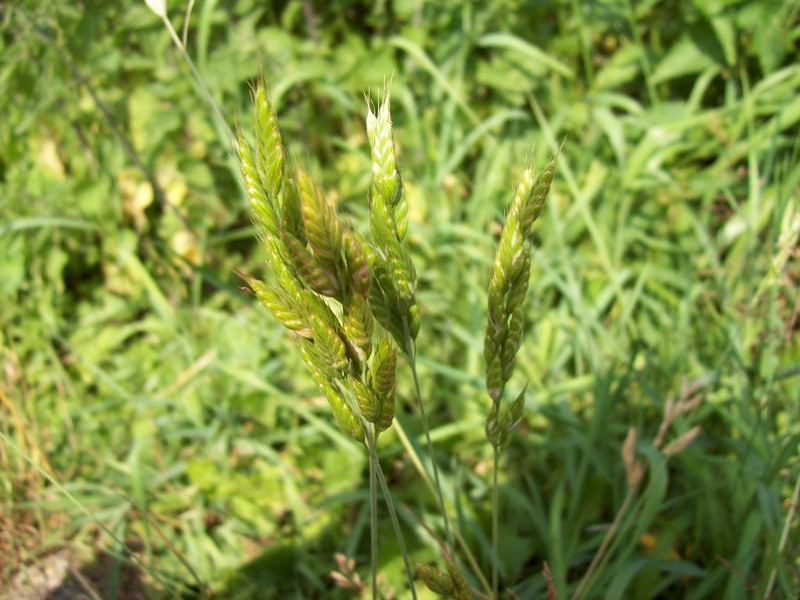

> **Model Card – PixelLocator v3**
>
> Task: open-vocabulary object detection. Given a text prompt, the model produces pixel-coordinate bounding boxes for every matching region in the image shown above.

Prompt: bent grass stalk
[571,378,705,600]
[237,82,416,599]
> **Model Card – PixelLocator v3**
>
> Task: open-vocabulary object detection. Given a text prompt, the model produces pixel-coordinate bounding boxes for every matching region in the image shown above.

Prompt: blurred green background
[1,0,799,598]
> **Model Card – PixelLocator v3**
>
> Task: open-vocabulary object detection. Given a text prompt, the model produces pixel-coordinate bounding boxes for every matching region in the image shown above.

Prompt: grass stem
[363,429,419,600]
[402,317,454,554]
[392,417,492,595]
[491,444,500,600]
[369,435,379,600]
[157,13,234,145]
[570,486,637,600]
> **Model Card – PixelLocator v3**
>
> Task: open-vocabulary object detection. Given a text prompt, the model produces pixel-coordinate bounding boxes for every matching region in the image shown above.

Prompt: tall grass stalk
[363,425,419,600]
[571,380,705,600]
[365,90,456,558]
[237,80,420,597]
[403,288,455,553]
[484,150,559,598]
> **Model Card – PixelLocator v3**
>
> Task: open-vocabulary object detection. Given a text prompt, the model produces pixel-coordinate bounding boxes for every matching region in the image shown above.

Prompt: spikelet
[484,148,560,447]
[365,85,419,348]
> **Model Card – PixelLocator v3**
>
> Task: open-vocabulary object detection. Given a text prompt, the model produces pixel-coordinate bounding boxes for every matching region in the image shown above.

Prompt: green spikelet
[342,293,374,368]
[484,147,559,445]
[253,83,285,200]
[416,559,472,599]
[352,379,380,424]
[281,230,340,298]
[486,385,527,449]
[308,368,363,442]
[344,230,371,299]
[365,84,419,348]
[416,563,454,596]
[297,169,342,275]
[370,335,396,433]
[281,178,306,246]
[523,153,558,241]
[237,126,280,237]
[366,92,399,210]
[246,276,312,338]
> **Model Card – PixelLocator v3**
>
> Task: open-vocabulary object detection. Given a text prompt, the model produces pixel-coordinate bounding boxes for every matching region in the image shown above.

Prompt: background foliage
[1,0,799,598]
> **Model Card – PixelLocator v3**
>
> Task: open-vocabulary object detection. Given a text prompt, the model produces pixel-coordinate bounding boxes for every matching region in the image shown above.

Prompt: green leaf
[652,33,718,84]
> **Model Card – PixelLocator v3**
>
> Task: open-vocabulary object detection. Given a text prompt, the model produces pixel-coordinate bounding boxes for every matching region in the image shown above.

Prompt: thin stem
[402,317,454,553]
[393,417,492,595]
[491,443,500,600]
[363,431,419,600]
[158,13,234,144]
[764,468,800,597]
[369,433,378,600]
[570,485,637,600]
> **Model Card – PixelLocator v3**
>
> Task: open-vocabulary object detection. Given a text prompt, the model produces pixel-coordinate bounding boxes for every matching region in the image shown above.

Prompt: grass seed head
[239,81,415,443]
[367,93,399,209]
[365,84,419,347]
[416,563,455,595]
[484,148,559,430]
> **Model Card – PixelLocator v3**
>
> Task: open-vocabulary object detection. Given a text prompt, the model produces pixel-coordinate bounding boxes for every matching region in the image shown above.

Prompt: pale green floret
[366,95,399,206]
[297,170,342,267]
[253,85,285,201]
[365,88,419,347]
[237,126,280,238]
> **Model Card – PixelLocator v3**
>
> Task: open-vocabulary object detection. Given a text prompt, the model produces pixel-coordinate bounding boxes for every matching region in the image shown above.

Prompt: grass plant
[1,0,799,598]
